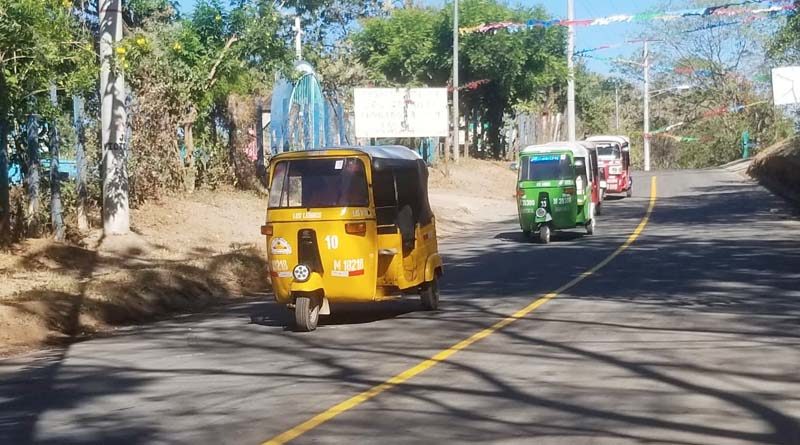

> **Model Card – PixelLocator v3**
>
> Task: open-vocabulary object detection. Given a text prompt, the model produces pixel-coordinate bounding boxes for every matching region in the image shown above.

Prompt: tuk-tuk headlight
[535,208,547,218]
[293,264,311,282]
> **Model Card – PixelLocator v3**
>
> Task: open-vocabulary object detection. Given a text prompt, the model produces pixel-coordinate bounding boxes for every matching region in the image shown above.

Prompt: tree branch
[206,35,239,91]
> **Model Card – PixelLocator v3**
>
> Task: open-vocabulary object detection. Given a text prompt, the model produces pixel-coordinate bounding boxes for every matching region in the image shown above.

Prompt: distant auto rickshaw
[516,142,598,243]
[585,135,632,198]
[261,146,443,331]
[580,141,606,215]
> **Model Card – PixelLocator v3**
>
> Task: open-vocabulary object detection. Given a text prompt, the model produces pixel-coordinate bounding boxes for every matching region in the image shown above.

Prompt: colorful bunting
[448,79,491,92]
[460,0,794,35]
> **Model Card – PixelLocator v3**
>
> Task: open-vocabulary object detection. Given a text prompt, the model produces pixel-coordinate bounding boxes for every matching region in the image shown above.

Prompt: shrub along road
[1,168,799,445]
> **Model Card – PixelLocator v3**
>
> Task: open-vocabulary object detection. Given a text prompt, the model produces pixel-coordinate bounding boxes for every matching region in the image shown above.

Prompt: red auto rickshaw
[585,135,632,198]
[580,141,606,215]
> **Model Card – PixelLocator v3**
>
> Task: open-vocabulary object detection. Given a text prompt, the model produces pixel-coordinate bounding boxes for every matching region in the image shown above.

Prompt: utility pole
[566,0,576,142]
[294,17,303,60]
[99,0,129,235]
[615,83,620,131]
[643,41,651,172]
[452,0,460,162]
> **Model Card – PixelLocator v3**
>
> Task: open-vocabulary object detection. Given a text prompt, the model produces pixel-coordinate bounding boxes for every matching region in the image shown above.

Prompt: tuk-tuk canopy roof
[271,145,422,162]
[521,142,590,158]
[585,135,630,150]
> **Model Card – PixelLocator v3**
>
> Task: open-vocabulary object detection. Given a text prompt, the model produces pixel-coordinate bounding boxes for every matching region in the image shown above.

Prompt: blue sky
[174,0,664,75]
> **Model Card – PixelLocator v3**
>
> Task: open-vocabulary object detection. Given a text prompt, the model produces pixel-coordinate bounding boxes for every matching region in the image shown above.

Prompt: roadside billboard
[354,87,448,138]
[771,66,800,105]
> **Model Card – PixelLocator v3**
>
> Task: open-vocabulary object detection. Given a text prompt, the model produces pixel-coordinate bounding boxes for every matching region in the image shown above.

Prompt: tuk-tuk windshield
[597,144,621,159]
[520,154,573,181]
[268,157,369,208]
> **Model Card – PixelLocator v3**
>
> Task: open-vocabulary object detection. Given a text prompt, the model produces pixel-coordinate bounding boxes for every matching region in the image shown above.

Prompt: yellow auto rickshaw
[260,146,443,331]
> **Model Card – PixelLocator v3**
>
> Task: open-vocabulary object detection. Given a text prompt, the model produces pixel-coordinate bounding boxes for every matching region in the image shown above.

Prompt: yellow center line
[262,176,658,445]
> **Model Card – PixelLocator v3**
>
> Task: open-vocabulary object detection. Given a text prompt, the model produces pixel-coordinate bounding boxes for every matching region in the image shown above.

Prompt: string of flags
[460,0,794,35]
[448,79,491,92]
[647,100,768,141]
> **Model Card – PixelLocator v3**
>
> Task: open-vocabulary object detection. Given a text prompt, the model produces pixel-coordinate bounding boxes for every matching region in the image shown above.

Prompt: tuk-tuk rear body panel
[267,207,379,304]
[517,147,593,232]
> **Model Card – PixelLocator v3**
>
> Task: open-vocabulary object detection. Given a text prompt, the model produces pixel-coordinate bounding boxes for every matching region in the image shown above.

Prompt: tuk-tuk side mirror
[509,162,519,171]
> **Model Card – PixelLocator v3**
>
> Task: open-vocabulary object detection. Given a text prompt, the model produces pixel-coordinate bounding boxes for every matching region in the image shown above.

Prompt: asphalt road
[2,168,800,445]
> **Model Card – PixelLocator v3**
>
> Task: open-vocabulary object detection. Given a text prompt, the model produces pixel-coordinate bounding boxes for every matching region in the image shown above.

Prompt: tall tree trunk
[50,121,65,241]
[26,115,40,236]
[73,96,89,231]
[0,117,8,243]
[0,70,9,242]
[182,105,198,193]
[228,119,241,186]
[50,85,65,241]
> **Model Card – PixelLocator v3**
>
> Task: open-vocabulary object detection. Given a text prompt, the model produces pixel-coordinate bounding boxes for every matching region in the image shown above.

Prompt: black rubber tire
[420,278,440,311]
[586,218,596,235]
[596,202,602,216]
[626,186,633,198]
[522,229,531,239]
[295,296,320,332]
[539,225,551,244]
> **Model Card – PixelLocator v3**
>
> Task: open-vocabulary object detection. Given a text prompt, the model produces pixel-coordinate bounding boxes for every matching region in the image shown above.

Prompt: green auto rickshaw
[516,142,598,243]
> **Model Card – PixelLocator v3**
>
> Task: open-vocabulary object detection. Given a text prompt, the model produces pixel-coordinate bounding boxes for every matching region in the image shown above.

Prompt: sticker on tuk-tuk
[270,259,289,271]
[553,196,573,205]
[270,237,292,255]
[531,154,560,162]
[331,258,365,277]
[334,159,344,170]
[292,211,323,220]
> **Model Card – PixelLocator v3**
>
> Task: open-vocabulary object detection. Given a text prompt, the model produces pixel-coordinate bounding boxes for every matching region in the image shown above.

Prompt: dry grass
[0,188,269,356]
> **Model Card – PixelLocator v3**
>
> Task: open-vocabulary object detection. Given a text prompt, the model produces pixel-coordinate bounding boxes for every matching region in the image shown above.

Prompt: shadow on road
[2,171,799,444]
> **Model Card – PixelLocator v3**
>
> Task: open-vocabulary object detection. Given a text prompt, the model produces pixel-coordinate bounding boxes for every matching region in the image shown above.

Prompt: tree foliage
[352,0,567,158]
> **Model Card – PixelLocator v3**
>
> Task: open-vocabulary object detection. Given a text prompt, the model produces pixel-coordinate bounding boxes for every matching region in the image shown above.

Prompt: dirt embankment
[0,189,269,356]
[0,160,517,356]
[428,158,518,236]
[747,137,800,206]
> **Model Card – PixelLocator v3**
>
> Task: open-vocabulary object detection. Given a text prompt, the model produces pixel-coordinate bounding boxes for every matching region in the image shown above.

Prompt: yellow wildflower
[136,37,147,47]
[115,46,127,55]
[173,42,182,51]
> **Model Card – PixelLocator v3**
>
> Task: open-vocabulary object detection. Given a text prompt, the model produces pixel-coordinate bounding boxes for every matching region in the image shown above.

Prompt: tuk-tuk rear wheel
[539,225,551,244]
[294,296,320,332]
[420,278,440,311]
[586,218,596,235]
[626,186,633,198]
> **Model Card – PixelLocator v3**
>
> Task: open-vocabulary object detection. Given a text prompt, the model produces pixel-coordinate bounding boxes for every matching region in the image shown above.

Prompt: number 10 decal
[325,235,339,250]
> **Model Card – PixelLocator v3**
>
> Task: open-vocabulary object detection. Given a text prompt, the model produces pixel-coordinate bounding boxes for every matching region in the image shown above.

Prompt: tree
[0,0,96,241]
[351,0,567,159]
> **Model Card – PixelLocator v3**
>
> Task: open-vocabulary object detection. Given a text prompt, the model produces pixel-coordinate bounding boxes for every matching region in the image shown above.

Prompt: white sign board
[772,66,800,105]
[354,88,448,138]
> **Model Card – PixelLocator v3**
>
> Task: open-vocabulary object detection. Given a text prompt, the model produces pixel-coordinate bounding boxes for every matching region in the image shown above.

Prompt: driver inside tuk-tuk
[597,143,621,159]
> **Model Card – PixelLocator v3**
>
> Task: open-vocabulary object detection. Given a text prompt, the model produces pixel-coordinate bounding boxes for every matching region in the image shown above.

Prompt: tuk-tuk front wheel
[539,225,552,244]
[586,218,596,235]
[420,278,440,311]
[294,295,320,332]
